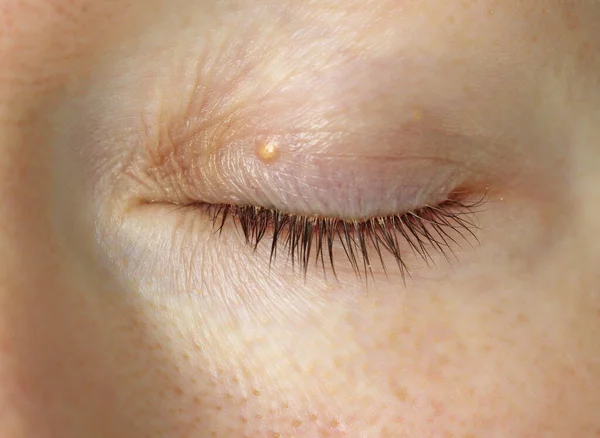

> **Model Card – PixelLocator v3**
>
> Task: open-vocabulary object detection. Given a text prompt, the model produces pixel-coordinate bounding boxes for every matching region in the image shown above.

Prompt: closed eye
[184,192,486,282]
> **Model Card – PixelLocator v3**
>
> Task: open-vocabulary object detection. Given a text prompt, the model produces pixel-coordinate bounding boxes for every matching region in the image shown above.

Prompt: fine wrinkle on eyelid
[135,68,455,186]
[130,87,492,217]
[132,97,486,205]
[131,63,495,210]
[298,153,461,166]
[143,119,464,184]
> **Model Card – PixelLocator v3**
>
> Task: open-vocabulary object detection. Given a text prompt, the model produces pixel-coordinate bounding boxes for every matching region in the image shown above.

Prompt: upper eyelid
[134,139,467,220]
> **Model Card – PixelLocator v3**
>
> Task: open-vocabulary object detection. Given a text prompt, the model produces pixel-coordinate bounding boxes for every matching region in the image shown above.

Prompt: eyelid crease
[186,192,486,282]
[299,153,460,166]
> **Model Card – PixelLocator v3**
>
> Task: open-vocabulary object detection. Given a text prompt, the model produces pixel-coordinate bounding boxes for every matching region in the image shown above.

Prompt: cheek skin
[135,199,600,437]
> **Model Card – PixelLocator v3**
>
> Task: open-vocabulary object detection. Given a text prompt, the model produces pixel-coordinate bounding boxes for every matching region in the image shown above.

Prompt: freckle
[448,16,455,24]
[257,141,279,163]
[437,355,451,366]
[393,386,409,402]
[516,313,528,324]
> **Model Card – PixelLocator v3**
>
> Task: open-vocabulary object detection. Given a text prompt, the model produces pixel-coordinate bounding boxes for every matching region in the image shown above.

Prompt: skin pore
[1,0,600,437]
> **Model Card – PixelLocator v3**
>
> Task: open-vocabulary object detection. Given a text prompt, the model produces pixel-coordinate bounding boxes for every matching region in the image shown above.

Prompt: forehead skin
[1,1,600,438]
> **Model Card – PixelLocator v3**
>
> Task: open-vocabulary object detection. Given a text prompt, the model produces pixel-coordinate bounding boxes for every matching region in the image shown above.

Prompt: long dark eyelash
[196,194,485,280]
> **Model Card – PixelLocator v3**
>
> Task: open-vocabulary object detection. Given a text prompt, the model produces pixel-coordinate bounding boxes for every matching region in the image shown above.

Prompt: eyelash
[190,193,485,280]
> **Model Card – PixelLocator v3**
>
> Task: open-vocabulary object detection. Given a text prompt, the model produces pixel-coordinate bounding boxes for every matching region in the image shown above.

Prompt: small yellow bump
[412,109,423,121]
[257,141,279,163]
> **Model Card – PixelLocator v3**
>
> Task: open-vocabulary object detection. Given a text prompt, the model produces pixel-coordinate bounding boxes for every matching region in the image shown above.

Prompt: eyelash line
[189,193,486,281]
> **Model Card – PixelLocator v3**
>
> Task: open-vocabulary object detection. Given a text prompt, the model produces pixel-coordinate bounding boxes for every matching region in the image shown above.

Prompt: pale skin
[1,0,600,437]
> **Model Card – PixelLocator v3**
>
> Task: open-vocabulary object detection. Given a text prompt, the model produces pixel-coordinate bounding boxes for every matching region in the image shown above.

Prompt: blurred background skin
[1,0,600,437]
